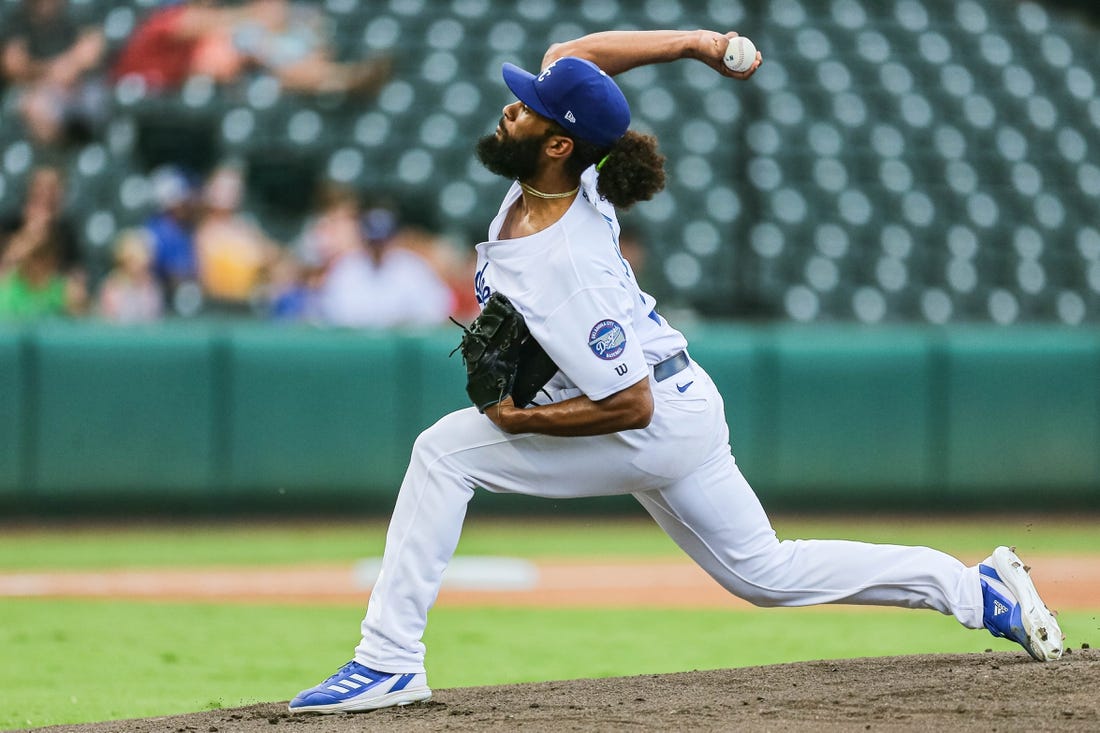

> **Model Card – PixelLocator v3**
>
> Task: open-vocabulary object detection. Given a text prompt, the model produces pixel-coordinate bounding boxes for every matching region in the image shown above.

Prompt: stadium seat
[1,140,34,178]
[516,0,557,22]
[3,0,1098,323]
[453,0,491,20]
[362,14,402,52]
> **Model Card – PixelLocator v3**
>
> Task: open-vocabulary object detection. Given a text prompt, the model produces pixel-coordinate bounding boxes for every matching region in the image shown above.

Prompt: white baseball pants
[355,359,985,673]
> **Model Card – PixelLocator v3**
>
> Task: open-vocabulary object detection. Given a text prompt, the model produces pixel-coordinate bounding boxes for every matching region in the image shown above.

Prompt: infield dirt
[24,649,1100,733]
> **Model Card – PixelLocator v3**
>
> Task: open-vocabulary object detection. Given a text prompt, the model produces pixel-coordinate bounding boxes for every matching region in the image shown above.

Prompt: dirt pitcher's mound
[28,650,1099,733]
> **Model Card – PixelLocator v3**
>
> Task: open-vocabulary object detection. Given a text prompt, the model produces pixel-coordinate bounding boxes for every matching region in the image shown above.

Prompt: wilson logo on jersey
[588,319,627,360]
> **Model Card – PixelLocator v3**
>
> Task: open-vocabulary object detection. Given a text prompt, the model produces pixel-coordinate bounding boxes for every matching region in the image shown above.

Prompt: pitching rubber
[991,546,1064,662]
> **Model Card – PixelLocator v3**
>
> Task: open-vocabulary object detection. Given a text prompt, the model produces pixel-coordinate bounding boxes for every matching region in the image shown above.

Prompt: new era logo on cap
[502,57,630,148]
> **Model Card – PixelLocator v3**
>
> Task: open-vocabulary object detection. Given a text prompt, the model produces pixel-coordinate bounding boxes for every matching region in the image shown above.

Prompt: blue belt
[652,350,690,382]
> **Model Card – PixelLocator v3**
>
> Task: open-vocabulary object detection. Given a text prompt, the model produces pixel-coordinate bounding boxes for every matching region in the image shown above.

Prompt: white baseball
[723,36,757,73]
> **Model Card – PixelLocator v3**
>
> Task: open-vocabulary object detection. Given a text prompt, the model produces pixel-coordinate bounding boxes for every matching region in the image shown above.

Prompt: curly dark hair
[550,125,667,211]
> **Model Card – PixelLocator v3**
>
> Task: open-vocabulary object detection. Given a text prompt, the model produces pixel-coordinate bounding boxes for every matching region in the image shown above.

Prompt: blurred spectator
[447,245,482,324]
[0,165,84,282]
[113,0,389,95]
[263,249,315,321]
[0,167,86,319]
[193,163,280,312]
[96,229,163,324]
[0,233,85,320]
[296,181,363,270]
[617,225,651,292]
[316,205,454,328]
[268,179,359,320]
[1,0,107,146]
[213,0,391,96]
[397,227,481,324]
[111,1,241,91]
[144,165,201,315]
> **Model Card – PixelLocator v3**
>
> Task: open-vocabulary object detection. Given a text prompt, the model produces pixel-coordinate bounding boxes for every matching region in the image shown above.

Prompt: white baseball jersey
[473,167,687,401]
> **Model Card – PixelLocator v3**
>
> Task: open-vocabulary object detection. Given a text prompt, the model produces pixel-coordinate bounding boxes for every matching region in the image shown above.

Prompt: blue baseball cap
[502,57,630,148]
[362,207,398,245]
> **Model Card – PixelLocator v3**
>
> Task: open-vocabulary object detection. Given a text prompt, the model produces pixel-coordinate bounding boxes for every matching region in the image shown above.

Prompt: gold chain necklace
[519,182,580,199]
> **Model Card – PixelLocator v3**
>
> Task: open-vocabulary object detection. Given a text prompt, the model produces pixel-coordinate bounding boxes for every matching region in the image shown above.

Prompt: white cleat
[289,661,432,713]
[978,546,1064,662]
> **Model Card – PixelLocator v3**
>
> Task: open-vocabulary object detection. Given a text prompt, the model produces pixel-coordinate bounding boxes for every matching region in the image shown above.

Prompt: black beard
[475,128,547,181]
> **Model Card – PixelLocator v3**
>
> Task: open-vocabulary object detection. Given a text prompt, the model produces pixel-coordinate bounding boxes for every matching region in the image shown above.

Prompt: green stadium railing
[2,321,1099,512]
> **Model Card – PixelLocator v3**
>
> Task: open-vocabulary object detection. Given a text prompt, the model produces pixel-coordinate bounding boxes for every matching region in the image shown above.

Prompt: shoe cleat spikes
[980,546,1063,662]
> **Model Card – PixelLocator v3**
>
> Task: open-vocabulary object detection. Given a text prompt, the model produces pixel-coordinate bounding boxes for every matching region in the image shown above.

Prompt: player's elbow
[541,43,567,70]
[542,41,588,69]
[600,378,653,431]
[622,386,654,430]
[628,405,653,431]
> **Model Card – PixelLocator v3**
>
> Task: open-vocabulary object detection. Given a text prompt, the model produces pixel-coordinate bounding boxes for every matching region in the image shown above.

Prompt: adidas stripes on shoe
[289,661,432,713]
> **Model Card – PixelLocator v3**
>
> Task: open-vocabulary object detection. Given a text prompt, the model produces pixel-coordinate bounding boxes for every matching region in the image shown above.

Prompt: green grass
[768,514,1100,557]
[5,599,1097,731]
[1,515,1097,730]
[1,514,1096,570]
[0,518,677,570]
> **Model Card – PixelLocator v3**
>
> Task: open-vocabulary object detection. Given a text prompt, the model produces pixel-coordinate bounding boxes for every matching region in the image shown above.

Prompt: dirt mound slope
[26,650,1099,733]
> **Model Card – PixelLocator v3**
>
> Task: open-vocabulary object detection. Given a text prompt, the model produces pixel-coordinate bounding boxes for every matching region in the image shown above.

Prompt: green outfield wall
[1,322,1098,511]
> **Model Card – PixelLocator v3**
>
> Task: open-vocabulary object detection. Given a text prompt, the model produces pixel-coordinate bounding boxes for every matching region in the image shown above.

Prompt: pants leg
[634,450,985,628]
[355,405,685,672]
[356,363,986,674]
[353,419,477,673]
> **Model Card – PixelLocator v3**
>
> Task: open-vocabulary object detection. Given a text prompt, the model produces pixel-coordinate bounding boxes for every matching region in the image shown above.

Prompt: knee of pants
[410,412,468,464]
[407,412,485,484]
[410,423,441,464]
[720,537,800,607]
[409,425,453,478]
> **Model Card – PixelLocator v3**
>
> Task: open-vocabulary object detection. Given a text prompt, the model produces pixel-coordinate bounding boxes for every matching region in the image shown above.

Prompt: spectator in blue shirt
[144,166,201,316]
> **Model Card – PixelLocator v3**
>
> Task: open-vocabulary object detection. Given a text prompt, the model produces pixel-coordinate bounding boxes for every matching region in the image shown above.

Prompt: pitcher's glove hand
[452,292,559,413]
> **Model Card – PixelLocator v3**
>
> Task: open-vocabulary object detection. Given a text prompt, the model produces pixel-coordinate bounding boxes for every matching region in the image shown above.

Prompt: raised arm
[543,29,761,80]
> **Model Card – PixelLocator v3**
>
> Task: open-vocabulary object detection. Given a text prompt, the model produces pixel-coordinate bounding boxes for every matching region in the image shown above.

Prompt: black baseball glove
[451,292,559,412]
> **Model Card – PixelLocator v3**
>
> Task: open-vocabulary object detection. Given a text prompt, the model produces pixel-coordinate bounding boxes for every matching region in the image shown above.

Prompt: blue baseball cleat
[979,546,1064,662]
[288,661,432,713]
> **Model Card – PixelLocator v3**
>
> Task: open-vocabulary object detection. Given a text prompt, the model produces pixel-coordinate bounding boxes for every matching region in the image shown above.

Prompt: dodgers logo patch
[588,319,627,360]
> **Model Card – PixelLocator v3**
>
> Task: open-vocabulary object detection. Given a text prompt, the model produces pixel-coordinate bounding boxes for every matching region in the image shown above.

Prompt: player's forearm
[491,378,654,437]
[543,30,708,75]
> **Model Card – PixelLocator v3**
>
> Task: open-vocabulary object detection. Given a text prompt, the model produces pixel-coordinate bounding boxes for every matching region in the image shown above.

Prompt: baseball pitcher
[289,28,1062,714]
